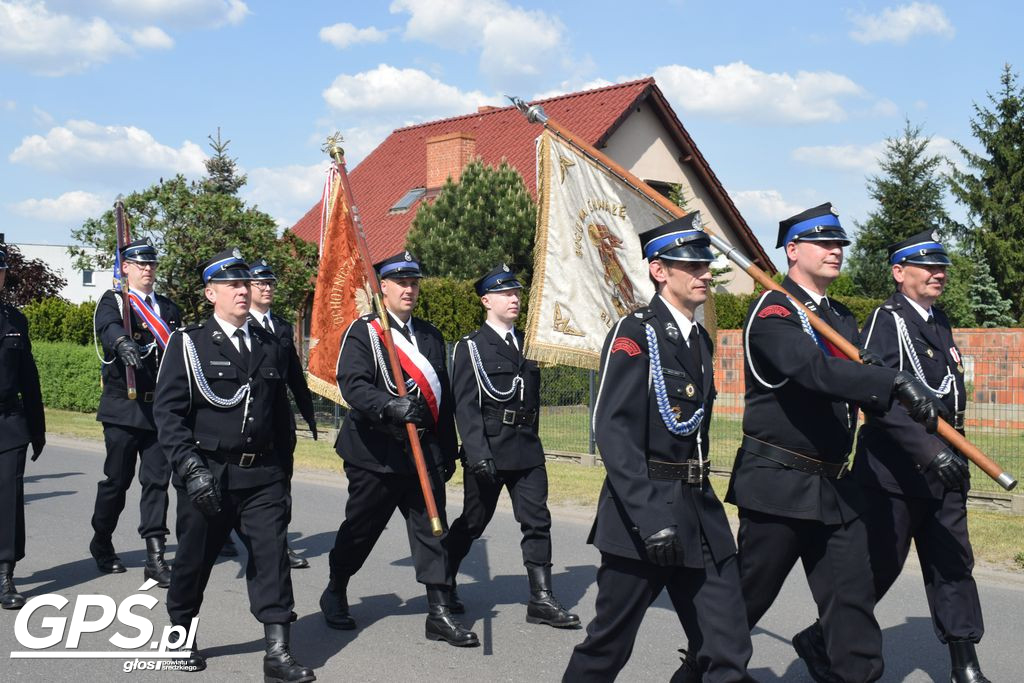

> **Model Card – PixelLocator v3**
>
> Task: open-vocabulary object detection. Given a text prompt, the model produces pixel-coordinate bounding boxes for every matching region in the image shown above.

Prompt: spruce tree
[202,128,247,196]
[847,120,950,299]
[406,158,536,281]
[948,64,1024,319]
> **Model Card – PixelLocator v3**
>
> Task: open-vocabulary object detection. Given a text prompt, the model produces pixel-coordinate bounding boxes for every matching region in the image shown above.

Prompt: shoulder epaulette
[629,306,655,321]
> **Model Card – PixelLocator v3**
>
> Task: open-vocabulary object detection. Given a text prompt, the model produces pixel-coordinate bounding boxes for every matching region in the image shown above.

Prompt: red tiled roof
[291,79,653,260]
[291,77,775,273]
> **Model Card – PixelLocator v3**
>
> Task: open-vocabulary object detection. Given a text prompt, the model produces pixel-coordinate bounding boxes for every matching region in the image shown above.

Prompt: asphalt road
[2,437,1021,681]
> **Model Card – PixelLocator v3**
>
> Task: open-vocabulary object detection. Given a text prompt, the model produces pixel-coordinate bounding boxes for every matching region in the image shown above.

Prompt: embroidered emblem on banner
[611,337,642,356]
[757,305,791,319]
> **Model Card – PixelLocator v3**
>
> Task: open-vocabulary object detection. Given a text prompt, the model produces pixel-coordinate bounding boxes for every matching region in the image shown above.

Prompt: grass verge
[45,408,1023,570]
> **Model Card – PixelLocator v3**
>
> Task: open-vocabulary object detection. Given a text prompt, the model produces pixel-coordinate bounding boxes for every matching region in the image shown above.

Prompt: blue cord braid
[645,323,704,436]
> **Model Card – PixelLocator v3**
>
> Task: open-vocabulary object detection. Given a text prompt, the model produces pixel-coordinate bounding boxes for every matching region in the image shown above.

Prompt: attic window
[389,187,426,214]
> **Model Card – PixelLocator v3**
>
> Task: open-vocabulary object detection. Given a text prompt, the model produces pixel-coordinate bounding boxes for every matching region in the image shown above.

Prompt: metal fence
[301,354,1024,504]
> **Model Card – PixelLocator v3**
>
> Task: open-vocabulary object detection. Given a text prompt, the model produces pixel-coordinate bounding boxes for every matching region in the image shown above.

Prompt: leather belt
[485,407,537,426]
[647,459,709,484]
[741,435,849,479]
[0,396,23,413]
[216,451,269,468]
[109,386,155,402]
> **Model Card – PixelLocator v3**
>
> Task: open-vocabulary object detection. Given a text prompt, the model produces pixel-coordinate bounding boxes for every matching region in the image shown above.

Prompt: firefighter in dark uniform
[445,264,579,628]
[89,238,182,586]
[0,245,45,609]
[320,252,478,647]
[248,258,318,570]
[153,249,315,681]
[728,203,945,683]
[795,231,989,683]
[563,213,754,682]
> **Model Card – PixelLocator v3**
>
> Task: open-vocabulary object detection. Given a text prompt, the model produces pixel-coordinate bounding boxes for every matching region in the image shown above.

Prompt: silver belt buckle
[239,453,256,467]
[502,409,516,425]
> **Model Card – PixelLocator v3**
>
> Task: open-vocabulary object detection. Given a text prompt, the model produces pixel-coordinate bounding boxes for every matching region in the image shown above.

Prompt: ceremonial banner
[526,129,709,369]
[306,167,372,403]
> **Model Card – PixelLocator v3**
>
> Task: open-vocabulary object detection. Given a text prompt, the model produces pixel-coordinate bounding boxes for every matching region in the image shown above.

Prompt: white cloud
[733,190,805,227]
[32,105,54,126]
[9,120,207,177]
[319,22,387,49]
[322,64,491,116]
[130,25,173,49]
[848,2,954,44]
[10,190,106,222]
[1,99,16,111]
[652,62,866,124]
[791,135,958,174]
[0,0,131,76]
[48,0,248,28]
[390,0,567,88]
[243,161,332,229]
[531,77,615,101]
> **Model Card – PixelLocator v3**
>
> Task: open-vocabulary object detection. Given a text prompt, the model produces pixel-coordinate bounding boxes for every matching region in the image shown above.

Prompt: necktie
[263,314,272,332]
[926,314,936,329]
[234,329,250,369]
[144,295,153,309]
[689,327,704,383]
[396,323,412,343]
[505,331,517,350]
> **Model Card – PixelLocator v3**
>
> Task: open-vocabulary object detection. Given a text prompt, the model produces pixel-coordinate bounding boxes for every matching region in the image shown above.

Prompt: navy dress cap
[776,202,850,248]
[888,229,951,266]
[0,245,7,270]
[374,251,423,279]
[201,248,251,284]
[475,264,523,296]
[638,211,715,263]
[248,258,277,281]
[120,238,159,263]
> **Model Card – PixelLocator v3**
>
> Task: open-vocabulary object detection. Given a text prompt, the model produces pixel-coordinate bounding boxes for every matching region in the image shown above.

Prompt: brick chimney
[426,132,476,189]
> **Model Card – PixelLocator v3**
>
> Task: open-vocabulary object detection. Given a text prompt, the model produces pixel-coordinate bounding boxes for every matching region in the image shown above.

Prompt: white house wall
[15,243,112,304]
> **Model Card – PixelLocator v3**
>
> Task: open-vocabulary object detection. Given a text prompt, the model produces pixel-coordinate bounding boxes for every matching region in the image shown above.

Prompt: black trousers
[167,478,294,626]
[563,549,753,683]
[92,423,170,540]
[738,508,883,683]
[328,461,449,586]
[0,444,27,564]
[863,486,984,643]
[446,463,552,573]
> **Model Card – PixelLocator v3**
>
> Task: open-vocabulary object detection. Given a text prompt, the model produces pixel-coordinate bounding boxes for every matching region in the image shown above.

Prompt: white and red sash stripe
[126,291,172,350]
[369,319,442,423]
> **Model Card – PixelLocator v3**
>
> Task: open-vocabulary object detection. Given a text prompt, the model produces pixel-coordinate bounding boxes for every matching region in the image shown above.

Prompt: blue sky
[0,1,1018,265]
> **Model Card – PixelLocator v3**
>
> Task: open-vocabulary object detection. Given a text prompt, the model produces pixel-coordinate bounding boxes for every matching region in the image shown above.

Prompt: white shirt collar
[213,314,250,340]
[658,294,696,345]
[796,283,829,308]
[485,319,515,340]
[387,309,413,333]
[901,293,932,322]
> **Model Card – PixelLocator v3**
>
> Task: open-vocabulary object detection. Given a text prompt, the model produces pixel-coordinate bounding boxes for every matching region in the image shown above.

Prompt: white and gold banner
[525,129,678,369]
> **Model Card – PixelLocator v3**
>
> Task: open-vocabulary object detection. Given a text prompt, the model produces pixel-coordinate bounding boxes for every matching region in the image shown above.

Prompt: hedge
[23,298,98,345]
[710,291,884,330]
[32,341,102,413]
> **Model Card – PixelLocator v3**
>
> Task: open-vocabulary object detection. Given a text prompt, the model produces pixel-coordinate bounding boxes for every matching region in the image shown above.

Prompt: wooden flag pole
[511,97,1017,492]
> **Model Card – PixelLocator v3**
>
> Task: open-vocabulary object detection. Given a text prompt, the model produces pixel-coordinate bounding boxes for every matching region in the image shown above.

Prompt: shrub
[23,298,98,345]
[32,341,102,413]
[540,365,591,406]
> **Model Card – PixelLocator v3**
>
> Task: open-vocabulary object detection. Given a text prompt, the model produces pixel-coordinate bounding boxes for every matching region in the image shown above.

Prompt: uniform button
[246,437,253,443]
[248,417,254,422]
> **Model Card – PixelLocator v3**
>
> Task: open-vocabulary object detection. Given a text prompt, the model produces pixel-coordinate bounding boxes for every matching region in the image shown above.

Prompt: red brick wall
[712,328,1024,428]
[426,132,476,189]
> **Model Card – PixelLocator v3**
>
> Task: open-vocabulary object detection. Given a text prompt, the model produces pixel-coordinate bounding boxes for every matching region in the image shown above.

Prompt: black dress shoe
[319,581,355,630]
[669,648,700,683]
[0,563,26,610]
[144,537,172,588]
[90,537,126,574]
[793,621,837,683]
[425,585,478,647]
[287,547,309,570]
[525,565,580,629]
[168,638,206,672]
[219,537,239,557]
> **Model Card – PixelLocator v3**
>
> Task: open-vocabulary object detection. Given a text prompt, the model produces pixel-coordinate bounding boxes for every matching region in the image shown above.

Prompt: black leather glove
[308,420,318,441]
[115,336,142,368]
[892,371,947,434]
[443,460,457,482]
[644,526,683,567]
[859,347,885,367]
[381,395,431,428]
[30,436,45,461]
[467,458,499,486]
[924,448,969,490]
[179,455,222,517]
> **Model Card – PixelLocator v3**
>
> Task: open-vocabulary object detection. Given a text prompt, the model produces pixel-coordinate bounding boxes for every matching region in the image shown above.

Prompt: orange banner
[306,167,371,403]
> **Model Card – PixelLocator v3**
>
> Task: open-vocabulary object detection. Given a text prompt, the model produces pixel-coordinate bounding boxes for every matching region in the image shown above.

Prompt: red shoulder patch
[757,304,792,319]
[611,337,642,356]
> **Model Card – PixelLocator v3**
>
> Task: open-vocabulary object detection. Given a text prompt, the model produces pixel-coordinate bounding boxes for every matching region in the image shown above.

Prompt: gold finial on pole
[322,133,345,164]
